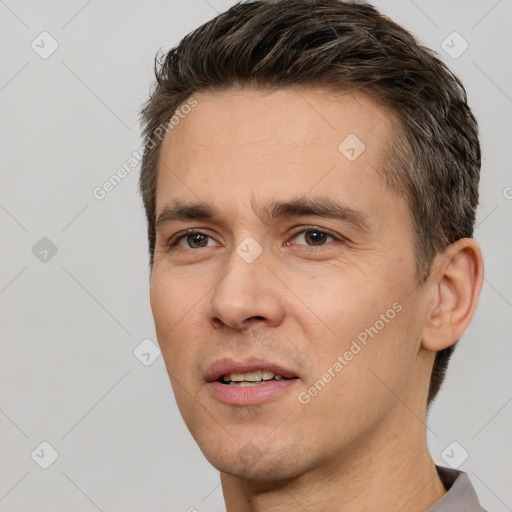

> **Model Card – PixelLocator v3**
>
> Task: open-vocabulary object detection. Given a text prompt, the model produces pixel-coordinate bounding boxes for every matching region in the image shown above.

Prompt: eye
[167,226,342,251]
[287,227,341,248]
[169,230,218,249]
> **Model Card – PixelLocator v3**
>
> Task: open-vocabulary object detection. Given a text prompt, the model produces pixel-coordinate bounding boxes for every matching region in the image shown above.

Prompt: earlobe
[421,238,484,352]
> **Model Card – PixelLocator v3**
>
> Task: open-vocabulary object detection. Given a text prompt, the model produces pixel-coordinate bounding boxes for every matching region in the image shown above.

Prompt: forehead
[160,87,392,158]
[155,87,396,218]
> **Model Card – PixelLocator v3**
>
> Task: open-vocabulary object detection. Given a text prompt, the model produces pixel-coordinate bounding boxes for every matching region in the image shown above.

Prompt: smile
[205,359,301,406]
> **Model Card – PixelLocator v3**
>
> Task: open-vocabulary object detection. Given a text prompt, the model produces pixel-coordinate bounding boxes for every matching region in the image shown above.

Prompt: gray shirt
[427,465,487,511]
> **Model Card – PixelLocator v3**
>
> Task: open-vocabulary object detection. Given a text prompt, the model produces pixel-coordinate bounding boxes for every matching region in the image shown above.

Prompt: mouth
[217,369,295,386]
[205,358,300,406]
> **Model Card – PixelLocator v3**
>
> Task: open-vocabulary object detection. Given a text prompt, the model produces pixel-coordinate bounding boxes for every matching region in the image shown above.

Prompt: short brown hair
[139,0,480,408]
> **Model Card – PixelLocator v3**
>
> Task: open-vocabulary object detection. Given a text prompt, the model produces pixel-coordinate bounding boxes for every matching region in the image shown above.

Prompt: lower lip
[207,379,300,406]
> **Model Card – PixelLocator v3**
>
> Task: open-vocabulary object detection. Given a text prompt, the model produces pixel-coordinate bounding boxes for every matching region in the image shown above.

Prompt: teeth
[221,369,286,382]
[244,370,263,382]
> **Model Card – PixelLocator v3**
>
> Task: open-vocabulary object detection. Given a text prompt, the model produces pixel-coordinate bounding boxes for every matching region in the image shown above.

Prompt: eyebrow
[155,195,372,233]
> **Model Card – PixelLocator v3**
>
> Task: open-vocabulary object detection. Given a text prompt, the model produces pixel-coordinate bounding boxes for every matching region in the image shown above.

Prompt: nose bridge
[207,237,284,329]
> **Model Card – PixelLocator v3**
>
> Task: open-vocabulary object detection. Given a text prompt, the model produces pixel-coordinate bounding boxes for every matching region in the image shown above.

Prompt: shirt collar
[427,465,487,511]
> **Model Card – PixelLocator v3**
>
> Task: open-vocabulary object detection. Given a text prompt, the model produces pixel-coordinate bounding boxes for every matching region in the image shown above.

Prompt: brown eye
[290,228,339,247]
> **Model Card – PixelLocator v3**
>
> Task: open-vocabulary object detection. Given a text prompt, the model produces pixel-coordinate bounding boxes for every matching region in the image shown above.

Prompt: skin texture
[149,88,484,512]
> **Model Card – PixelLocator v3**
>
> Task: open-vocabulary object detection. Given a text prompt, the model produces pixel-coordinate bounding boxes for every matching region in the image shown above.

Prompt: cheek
[149,276,174,340]
[346,303,419,405]
[295,270,394,348]
[299,310,418,442]
[149,272,194,366]
[150,278,202,419]
[150,265,200,329]
[299,268,418,398]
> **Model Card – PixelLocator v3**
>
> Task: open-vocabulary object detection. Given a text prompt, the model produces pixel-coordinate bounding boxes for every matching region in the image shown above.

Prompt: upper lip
[204,357,299,382]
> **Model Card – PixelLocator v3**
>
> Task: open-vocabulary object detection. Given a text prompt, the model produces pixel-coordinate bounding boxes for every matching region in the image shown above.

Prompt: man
[138,1,487,510]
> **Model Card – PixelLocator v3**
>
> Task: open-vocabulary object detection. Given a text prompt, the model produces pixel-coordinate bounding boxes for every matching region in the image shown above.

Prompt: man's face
[150,88,432,480]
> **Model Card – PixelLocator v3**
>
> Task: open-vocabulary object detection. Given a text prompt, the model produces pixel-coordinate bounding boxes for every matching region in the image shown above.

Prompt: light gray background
[1,0,511,511]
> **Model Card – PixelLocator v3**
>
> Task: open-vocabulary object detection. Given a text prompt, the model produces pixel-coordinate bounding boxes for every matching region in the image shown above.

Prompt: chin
[200,442,310,482]
[216,459,306,482]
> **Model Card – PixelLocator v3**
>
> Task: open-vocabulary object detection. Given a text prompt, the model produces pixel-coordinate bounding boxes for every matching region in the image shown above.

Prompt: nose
[206,245,285,331]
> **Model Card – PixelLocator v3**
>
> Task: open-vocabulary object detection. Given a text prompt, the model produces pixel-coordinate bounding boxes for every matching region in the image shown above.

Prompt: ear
[421,238,484,351]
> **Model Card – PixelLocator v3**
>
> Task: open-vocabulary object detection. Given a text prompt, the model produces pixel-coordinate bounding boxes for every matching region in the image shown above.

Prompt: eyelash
[167,226,343,250]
